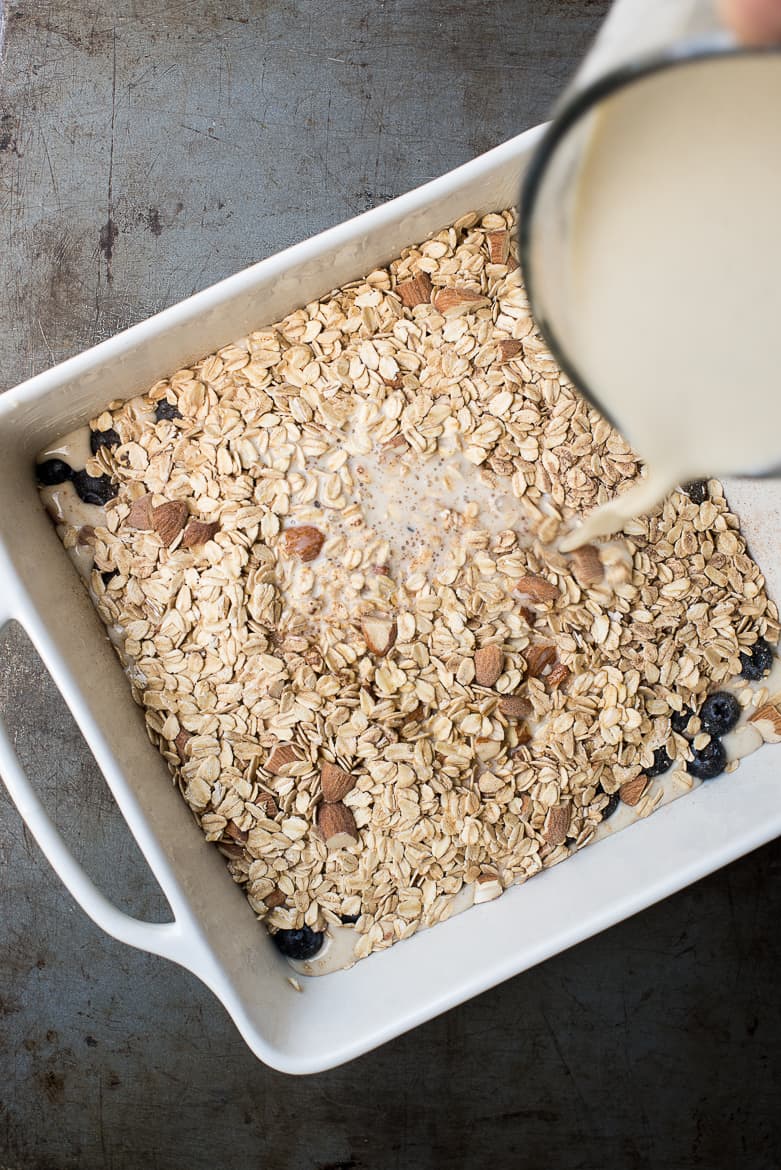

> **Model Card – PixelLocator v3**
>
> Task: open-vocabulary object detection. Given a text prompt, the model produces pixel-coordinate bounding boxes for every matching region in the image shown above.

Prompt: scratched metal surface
[1,2,780,1168]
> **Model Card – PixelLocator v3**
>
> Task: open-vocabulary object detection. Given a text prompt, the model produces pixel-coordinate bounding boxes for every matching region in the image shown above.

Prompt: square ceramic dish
[1,124,780,1074]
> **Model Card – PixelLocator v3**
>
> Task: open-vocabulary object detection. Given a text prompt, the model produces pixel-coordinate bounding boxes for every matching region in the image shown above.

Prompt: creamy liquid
[556,56,781,551]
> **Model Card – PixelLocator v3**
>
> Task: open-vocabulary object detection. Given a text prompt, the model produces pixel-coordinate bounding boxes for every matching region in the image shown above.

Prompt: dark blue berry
[100,569,118,586]
[36,458,72,485]
[671,706,695,735]
[739,637,773,681]
[687,738,727,781]
[700,691,741,737]
[339,913,360,925]
[271,925,325,960]
[71,469,119,506]
[90,427,120,454]
[645,746,672,778]
[154,398,182,422]
[598,787,620,820]
[683,479,708,504]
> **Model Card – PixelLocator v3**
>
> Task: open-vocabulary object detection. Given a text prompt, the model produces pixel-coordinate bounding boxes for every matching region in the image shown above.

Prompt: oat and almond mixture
[43,210,779,966]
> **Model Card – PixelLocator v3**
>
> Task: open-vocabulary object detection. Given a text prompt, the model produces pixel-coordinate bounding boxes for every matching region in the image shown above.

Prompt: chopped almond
[151,499,189,547]
[317,801,359,850]
[619,774,648,806]
[543,805,570,846]
[525,644,557,678]
[182,518,220,548]
[265,743,302,775]
[320,761,355,803]
[474,644,504,687]
[282,525,324,562]
[498,338,523,361]
[516,574,560,603]
[498,694,533,720]
[397,272,432,308]
[486,230,510,264]
[570,544,604,587]
[432,286,490,317]
[126,492,154,530]
[547,663,571,692]
[361,614,397,656]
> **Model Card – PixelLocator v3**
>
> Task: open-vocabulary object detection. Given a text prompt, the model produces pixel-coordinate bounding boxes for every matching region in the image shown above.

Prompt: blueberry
[644,746,672,778]
[154,398,182,422]
[739,637,774,681]
[89,427,120,454]
[671,706,695,735]
[598,786,620,820]
[687,738,727,781]
[700,691,741,737]
[683,479,708,505]
[71,469,119,506]
[271,925,325,960]
[36,458,72,485]
[100,569,118,586]
[339,913,361,925]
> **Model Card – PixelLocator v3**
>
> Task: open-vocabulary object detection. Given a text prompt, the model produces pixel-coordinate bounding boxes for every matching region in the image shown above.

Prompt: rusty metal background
[1,3,780,1168]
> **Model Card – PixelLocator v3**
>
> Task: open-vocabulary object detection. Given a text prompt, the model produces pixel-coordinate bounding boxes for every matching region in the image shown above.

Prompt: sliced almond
[282,525,324,562]
[317,801,359,850]
[264,888,286,909]
[516,574,560,603]
[519,604,537,627]
[225,820,248,843]
[619,774,648,806]
[77,525,96,546]
[265,742,302,775]
[361,614,397,657]
[151,499,189,547]
[498,694,533,720]
[397,272,432,308]
[432,286,490,318]
[474,644,504,687]
[749,701,781,742]
[320,761,355,803]
[525,644,557,678]
[125,492,154,530]
[570,544,604,587]
[498,338,523,361]
[182,518,220,548]
[543,804,570,846]
[473,873,503,904]
[547,663,571,692]
[486,230,510,264]
[174,729,191,761]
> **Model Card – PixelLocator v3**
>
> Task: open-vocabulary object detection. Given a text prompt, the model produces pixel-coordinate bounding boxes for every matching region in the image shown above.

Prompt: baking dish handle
[0,594,189,965]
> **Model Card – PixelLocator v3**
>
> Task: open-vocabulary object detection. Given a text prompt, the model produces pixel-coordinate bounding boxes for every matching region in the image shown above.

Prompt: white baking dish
[1,123,780,1074]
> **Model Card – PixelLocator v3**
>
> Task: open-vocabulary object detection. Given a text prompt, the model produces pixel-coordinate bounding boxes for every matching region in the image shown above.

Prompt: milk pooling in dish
[552,55,781,551]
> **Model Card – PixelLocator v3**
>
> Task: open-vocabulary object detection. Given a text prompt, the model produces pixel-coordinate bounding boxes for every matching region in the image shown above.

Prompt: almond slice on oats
[265,742,302,775]
[619,774,648,806]
[317,801,359,850]
[264,888,286,909]
[498,338,523,361]
[320,761,355,803]
[125,492,154,530]
[570,544,604,587]
[432,286,490,317]
[397,272,432,308]
[525,644,557,678]
[282,525,324,562]
[547,663,571,692]
[486,230,510,264]
[543,805,570,846]
[748,701,781,742]
[361,614,397,657]
[151,499,189,547]
[225,820,249,843]
[174,729,191,761]
[516,574,560,603]
[474,644,504,687]
[182,518,220,548]
[498,694,533,719]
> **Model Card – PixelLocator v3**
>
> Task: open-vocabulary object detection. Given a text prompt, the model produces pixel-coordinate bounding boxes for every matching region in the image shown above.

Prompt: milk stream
[550,55,781,551]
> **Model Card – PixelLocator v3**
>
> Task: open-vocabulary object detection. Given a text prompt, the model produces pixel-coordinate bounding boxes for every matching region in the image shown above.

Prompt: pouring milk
[525,49,781,552]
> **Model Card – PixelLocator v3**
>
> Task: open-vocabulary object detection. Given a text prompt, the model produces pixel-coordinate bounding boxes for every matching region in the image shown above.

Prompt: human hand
[721,0,781,43]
